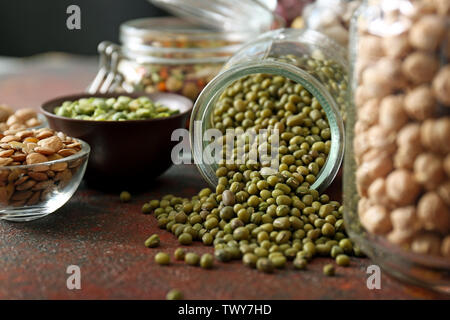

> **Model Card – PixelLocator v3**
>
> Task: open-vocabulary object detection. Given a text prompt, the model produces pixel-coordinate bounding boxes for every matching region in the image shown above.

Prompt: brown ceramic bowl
[41,92,192,190]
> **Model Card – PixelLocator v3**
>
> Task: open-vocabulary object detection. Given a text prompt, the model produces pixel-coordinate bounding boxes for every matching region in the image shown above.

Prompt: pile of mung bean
[54,96,179,121]
[144,74,359,273]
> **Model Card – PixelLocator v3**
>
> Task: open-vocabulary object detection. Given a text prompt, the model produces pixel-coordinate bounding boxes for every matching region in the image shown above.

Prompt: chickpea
[402,51,439,84]
[390,206,419,231]
[357,197,371,221]
[414,153,444,190]
[404,85,436,120]
[355,58,372,81]
[356,17,370,34]
[356,166,372,197]
[411,233,441,256]
[394,144,421,170]
[367,178,390,207]
[381,58,408,86]
[363,58,405,90]
[323,25,348,47]
[360,64,393,98]
[358,98,379,126]
[438,181,450,206]
[397,123,422,148]
[417,192,450,233]
[367,125,396,154]
[420,119,434,151]
[420,118,450,154]
[354,85,370,107]
[432,65,450,107]
[432,0,450,15]
[357,153,393,196]
[409,15,446,52]
[353,132,371,165]
[387,229,414,245]
[379,95,408,130]
[417,0,440,15]
[444,31,450,60]
[435,118,450,154]
[386,169,421,206]
[360,205,392,235]
[354,120,370,135]
[441,236,450,257]
[444,154,450,177]
[358,35,384,60]
[382,33,410,58]
[361,149,387,164]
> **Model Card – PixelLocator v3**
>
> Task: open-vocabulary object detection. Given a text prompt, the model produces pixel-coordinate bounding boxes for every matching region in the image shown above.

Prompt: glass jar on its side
[190,28,347,193]
[344,0,450,292]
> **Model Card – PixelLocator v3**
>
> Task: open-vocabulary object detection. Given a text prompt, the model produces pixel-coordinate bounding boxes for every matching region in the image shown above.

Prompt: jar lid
[148,0,282,33]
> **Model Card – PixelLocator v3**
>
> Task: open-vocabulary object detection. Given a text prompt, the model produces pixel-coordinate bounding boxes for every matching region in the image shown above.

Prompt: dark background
[0,0,168,57]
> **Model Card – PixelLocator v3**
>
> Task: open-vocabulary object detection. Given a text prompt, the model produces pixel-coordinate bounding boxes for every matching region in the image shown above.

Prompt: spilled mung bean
[145,74,357,273]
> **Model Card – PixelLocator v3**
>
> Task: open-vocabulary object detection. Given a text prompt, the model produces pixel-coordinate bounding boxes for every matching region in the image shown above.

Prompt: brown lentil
[0,128,84,207]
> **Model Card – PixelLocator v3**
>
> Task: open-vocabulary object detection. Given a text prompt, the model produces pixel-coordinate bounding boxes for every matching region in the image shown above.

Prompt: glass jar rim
[120,48,232,65]
[120,17,258,46]
[190,59,345,193]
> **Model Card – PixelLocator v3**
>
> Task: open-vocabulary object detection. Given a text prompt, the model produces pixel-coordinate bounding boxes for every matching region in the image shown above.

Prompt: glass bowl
[0,139,90,222]
[0,113,48,133]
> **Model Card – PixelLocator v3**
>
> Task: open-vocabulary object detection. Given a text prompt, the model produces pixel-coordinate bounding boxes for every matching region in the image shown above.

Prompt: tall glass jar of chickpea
[344,0,450,291]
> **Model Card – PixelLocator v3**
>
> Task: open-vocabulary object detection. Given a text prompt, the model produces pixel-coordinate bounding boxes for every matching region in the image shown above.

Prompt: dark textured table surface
[0,164,448,300]
[0,55,448,300]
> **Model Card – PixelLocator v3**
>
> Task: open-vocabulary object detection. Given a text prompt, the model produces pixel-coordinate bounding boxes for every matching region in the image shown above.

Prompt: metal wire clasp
[86,41,124,94]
